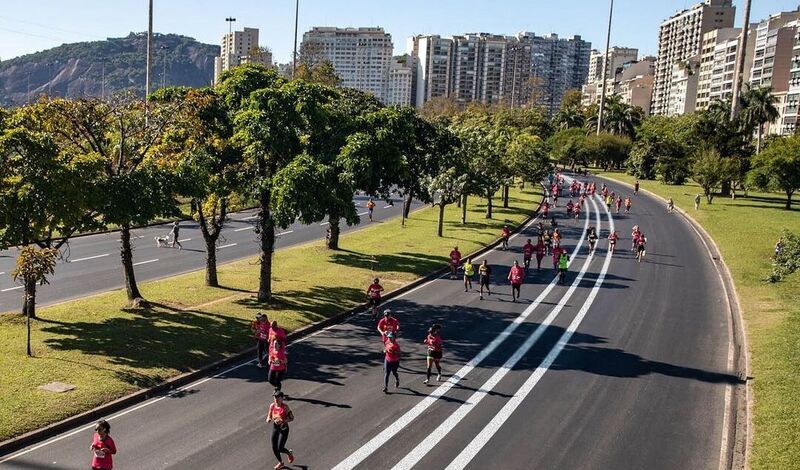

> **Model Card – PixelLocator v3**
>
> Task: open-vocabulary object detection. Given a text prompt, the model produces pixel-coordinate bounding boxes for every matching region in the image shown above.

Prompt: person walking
[252,313,270,368]
[667,197,675,214]
[449,246,462,279]
[266,390,295,469]
[694,194,701,210]
[478,260,492,300]
[508,260,525,302]
[423,324,443,384]
[558,251,570,285]
[522,239,534,271]
[268,339,287,392]
[535,236,546,270]
[501,225,511,250]
[383,332,401,393]
[463,257,475,292]
[170,221,183,250]
[90,420,117,470]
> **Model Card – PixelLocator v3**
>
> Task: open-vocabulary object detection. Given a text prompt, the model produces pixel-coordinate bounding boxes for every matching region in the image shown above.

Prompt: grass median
[0,186,540,442]
[594,170,800,470]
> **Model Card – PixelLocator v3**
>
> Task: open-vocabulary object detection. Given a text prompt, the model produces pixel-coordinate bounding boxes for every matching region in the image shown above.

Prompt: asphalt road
[0,195,418,313]
[0,179,735,470]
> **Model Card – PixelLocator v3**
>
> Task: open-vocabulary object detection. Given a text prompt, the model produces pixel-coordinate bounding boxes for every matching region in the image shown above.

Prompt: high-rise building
[667,55,701,116]
[301,27,393,102]
[407,35,454,107]
[523,33,592,115]
[618,57,656,115]
[582,46,638,105]
[449,33,508,105]
[386,55,413,106]
[214,27,272,84]
[776,25,800,135]
[651,0,735,115]
[696,28,750,111]
[503,38,533,108]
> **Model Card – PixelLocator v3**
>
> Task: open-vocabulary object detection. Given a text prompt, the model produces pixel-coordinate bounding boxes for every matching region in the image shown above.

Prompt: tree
[505,133,551,187]
[748,135,800,209]
[454,124,507,219]
[691,147,737,203]
[768,230,800,283]
[0,103,103,318]
[582,133,632,170]
[429,167,468,237]
[11,247,57,356]
[741,85,779,154]
[602,94,644,138]
[45,94,183,306]
[295,59,342,87]
[626,114,698,183]
[548,128,588,169]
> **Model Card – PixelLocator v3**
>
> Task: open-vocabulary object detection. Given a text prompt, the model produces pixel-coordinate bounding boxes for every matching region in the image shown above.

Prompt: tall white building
[667,56,700,116]
[407,35,453,107]
[386,55,413,106]
[651,0,735,115]
[776,26,800,135]
[618,57,656,115]
[301,27,393,102]
[214,27,272,84]
[696,28,746,111]
[582,46,638,105]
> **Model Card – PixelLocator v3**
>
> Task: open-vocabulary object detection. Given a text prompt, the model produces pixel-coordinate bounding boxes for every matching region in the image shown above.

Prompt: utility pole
[292,0,300,77]
[596,0,614,135]
[161,45,169,89]
[730,0,752,120]
[145,0,153,116]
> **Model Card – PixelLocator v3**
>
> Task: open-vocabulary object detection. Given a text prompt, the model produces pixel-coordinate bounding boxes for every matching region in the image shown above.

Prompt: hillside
[0,33,219,106]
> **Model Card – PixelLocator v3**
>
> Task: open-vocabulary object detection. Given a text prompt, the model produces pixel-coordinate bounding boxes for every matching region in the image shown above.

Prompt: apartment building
[386,55,413,106]
[301,27,393,102]
[503,39,533,108]
[696,28,744,110]
[523,33,591,115]
[651,0,735,115]
[775,26,800,134]
[213,27,272,83]
[582,46,638,105]
[667,56,701,116]
[407,35,453,107]
[618,57,656,115]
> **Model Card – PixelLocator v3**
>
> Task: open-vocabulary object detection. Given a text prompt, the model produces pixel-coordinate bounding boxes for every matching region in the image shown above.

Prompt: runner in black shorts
[423,324,443,384]
[478,259,492,300]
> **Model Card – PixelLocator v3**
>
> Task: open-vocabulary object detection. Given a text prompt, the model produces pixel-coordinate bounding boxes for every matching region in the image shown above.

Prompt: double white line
[332,190,596,470]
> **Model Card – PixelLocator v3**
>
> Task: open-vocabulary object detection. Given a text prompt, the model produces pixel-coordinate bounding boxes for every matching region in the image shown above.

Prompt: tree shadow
[233,286,366,324]
[328,249,445,276]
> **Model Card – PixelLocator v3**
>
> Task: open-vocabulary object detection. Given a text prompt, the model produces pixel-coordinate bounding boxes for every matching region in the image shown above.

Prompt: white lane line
[0,272,5,276]
[320,221,330,226]
[1,286,23,292]
[234,227,253,232]
[331,197,591,470]
[178,238,192,243]
[445,195,613,469]
[391,195,603,470]
[241,215,259,221]
[383,205,393,209]
[358,211,369,216]
[68,253,110,263]
[276,230,294,236]
[217,243,237,249]
[132,259,159,267]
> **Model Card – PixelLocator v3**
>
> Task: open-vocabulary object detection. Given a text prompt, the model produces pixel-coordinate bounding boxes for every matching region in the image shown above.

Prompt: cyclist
[449,246,462,279]
[535,236,546,270]
[522,239,534,271]
[501,225,511,250]
[478,259,492,300]
[367,198,376,221]
[558,250,570,285]
[608,230,619,254]
[423,324,443,384]
[366,278,384,320]
[463,257,475,292]
[507,260,525,302]
[587,227,599,254]
[382,332,401,393]
[377,309,400,339]
[266,390,295,469]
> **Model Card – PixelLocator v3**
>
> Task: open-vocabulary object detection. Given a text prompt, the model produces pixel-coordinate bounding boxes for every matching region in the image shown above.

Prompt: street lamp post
[292,0,299,77]
[161,45,169,89]
[145,0,153,103]
[730,0,752,120]
[225,16,236,36]
[596,0,614,135]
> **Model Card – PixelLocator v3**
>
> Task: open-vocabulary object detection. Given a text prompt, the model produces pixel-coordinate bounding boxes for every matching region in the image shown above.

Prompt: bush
[768,230,800,283]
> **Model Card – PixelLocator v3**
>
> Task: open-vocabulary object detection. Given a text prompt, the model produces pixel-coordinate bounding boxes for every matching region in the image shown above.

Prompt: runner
[550,216,558,229]
[377,309,400,338]
[169,221,183,250]
[382,332,401,393]
[625,196,632,213]
[501,225,511,250]
[615,196,623,214]
[449,246,462,279]
[552,244,564,270]
[634,179,640,195]
[667,197,675,214]
[587,227,599,254]
[535,235,546,270]
[522,239,534,271]
[637,233,648,262]
[631,225,641,252]
[574,202,582,219]
[269,320,288,345]
[90,420,116,470]
[266,390,295,469]
[366,198,376,221]
[268,339,287,391]
[608,230,618,254]
[558,250,570,285]
[566,199,574,217]
[478,259,492,300]
[463,257,475,292]
[553,228,562,247]
[605,194,613,211]
[543,229,553,255]
[423,324,443,384]
[366,278,384,319]
[552,191,559,207]
[252,313,270,368]
[507,260,525,302]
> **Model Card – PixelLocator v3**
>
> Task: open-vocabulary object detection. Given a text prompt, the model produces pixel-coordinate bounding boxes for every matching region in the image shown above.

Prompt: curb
[593,174,749,470]
[0,189,545,457]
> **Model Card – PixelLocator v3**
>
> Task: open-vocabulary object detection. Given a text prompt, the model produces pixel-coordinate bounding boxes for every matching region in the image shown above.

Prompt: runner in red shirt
[252,313,270,368]
[507,260,525,302]
[522,238,534,271]
[366,278,384,319]
[423,324,443,384]
[449,246,462,279]
[615,196,623,214]
[541,202,550,220]
[267,391,295,469]
[501,225,511,250]
[608,230,619,254]
[269,321,287,346]
[383,332,401,393]
[90,420,116,470]
[268,339,288,392]
[552,245,565,270]
[535,236,546,270]
[377,309,400,338]
[566,200,574,217]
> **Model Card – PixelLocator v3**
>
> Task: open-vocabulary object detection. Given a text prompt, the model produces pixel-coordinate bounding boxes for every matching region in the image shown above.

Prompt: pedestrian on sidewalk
[383,332,401,393]
[90,420,116,470]
[170,221,182,250]
[694,194,701,210]
[267,390,295,469]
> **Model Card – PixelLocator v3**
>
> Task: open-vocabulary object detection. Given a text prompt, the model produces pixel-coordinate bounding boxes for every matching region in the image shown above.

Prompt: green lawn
[595,171,800,470]
[0,187,539,442]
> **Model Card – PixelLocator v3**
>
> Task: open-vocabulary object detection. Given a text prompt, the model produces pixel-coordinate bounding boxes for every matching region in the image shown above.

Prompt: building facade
[582,46,639,106]
[524,33,592,115]
[651,0,735,115]
[775,26,800,135]
[696,28,745,111]
[407,35,453,107]
[214,27,272,84]
[618,57,656,115]
[386,55,413,106]
[667,56,700,116]
[301,27,393,102]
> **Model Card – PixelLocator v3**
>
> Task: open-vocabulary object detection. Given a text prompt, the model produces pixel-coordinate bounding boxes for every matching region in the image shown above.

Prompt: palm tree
[741,85,779,154]
[601,94,643,138]
[554,105,585,130]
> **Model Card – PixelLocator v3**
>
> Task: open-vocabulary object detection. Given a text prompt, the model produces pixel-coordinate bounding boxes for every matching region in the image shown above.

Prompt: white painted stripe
[276,230,294,236]
[320,221,330,226]
[1,286,23,292]
[358,211,369,216]
[391,195,604,470]
[383,205,393,209]
[331,197,591,470]
[444,195,614,470]
[234,227,253,232]
[132,259,159,267]
[217,243,237,249]
[241,215,259,221]
[0,272,5,276]
[68,253,110,263]
[178,238,192,243]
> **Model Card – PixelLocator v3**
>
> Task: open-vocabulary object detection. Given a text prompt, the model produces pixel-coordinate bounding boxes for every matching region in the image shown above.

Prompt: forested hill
[0,32,219,106]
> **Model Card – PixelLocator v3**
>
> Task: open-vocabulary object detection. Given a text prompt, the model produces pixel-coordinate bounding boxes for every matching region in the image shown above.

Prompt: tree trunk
[403,192,412,219]
[485,189,493,219]
[22,277,36,320]
[756,124,763,154]
[520,180,525,189]
[502,184,509,208]
[120,223,143,304]
[437,203,445,237]
[461,194,467,225]
[720,180,731,197]
[787,190,794,210]
[327,217,341,249]
[26,283,32,357]
[257,191,274,303]
[205,239,218,287]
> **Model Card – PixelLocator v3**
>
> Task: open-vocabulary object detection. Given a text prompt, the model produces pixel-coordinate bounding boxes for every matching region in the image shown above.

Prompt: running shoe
[288,451,295,464]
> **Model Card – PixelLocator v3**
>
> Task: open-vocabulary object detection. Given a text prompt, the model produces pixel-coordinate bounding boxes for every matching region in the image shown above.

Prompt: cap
[383,309,392,316]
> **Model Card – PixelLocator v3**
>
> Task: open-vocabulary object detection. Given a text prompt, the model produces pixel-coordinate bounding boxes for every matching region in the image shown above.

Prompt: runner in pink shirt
[449,246,462,279]
[507,260,525,302]
[501,225,511,250]
[90,420,116,470]
[377,309,400,338]
[423,324,443,384]
[383,332,401,393]
[268,339,288,392]
[522,239,534,270]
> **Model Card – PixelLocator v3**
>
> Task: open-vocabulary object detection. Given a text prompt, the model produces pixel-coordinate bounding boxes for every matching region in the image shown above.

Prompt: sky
[0,1,798,63]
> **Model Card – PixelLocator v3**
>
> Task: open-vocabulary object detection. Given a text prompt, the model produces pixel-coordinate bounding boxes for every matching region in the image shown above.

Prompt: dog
[155,235,169,248]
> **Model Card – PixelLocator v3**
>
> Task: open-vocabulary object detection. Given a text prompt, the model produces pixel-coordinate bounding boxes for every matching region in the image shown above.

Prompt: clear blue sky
[0,1,796,63]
